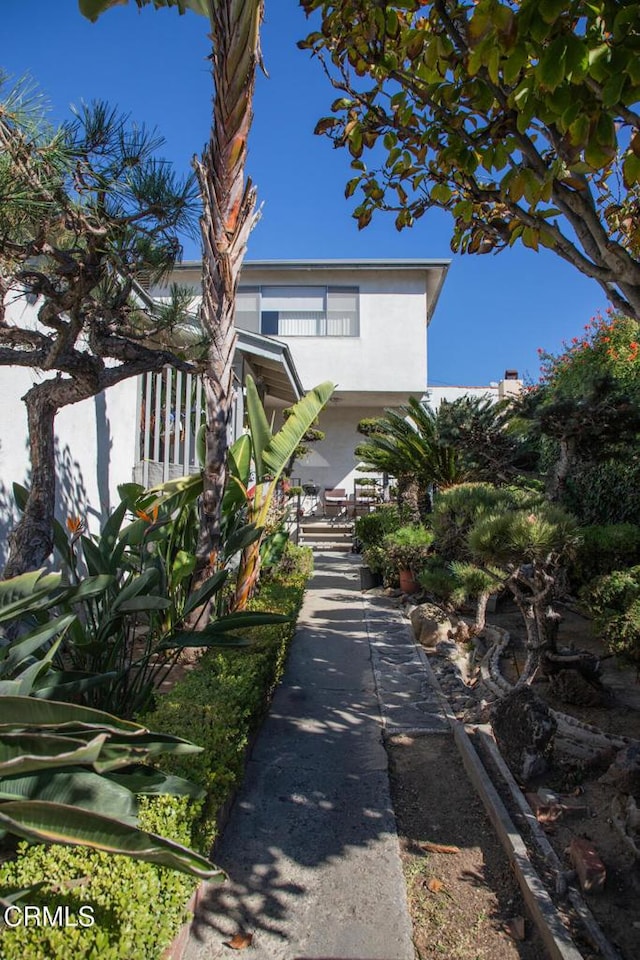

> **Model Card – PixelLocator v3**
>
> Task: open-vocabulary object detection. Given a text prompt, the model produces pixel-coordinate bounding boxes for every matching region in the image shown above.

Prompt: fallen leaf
[427,877,444,893]
[224,933,253,950]
[421,841,460,855]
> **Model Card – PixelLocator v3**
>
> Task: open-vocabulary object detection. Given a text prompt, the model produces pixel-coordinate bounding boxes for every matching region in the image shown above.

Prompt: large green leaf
[160,610,291,650]
[0,769,138,822]
[261,380,335,478]
[105,766,204,799]
[0,570,62,623]
[245,374,273,479]
[0,800,223,879]
[0,697,144,736]
[0,615,76,678]
[0,733,107,776]
[181,569,228,619]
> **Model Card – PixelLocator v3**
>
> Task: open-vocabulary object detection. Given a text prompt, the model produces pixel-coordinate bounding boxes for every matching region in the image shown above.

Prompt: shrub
[383,525,434,574]
[568,523,640,589]
[563,459,640,525]
[0,545,312,960]
[432,483,540,561]
[418,557,457,603]
[354,504,408,549]
[583,565,640,665]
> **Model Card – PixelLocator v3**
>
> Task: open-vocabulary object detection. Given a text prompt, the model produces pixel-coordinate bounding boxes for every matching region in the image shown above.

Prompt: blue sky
[3,1,606,386]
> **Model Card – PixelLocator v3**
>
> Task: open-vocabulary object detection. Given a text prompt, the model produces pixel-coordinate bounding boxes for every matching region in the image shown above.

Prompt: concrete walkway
[184,553,449,960]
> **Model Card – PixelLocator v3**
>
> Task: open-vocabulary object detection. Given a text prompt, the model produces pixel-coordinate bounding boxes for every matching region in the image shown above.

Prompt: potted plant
[360,544,387,589]
[383,525,434,593]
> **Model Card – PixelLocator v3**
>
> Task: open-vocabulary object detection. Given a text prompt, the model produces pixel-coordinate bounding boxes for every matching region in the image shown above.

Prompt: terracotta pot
[399,568,420,594]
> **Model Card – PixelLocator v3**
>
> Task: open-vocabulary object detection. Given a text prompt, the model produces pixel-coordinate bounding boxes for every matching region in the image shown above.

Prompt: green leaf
[171,551,196,585]
[623,152,640,188]
[0,800,222,879]
[180,570,228,619]
[0,696,144,736]
[0,615,76,679]
[0,732,108,777]
[261,381,335,478]
[245,375,272,479]
[537,38,566,91]
[116,595,172,612]
[222,523,263,559]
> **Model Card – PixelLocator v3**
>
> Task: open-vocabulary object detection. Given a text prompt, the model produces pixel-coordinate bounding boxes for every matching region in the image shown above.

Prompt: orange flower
[136,505,159,524]
[66,516,84,535]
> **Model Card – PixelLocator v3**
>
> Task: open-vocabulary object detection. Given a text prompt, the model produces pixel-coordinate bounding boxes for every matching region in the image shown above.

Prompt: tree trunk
[191,0,262,581]
[474,589,491,633]
[547,436,576,502]
[4,386,57,578]
[397,474,421,524]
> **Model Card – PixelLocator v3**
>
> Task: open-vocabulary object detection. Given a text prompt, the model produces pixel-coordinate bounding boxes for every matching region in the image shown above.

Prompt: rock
[567,837,607,893]
[491,686,557,784]
[600,743,640,799]
[410,602,456,649]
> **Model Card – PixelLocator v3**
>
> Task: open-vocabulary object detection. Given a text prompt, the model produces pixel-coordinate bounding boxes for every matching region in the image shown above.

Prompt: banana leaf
[0,800,223,879]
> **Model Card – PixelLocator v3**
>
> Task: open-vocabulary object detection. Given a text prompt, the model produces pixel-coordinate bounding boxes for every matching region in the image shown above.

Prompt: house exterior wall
[235,267,429,394]
[0,296,139,562]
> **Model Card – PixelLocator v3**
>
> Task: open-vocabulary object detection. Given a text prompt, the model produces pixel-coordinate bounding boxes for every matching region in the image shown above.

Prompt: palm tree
[81,0,264,579]
[356,397,470,520]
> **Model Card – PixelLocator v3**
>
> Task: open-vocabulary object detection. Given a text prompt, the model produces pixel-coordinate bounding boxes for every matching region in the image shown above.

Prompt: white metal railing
[136,367,243,487]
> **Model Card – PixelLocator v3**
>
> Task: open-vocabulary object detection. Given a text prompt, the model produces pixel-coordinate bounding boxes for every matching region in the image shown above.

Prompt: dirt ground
[484,603,640,960]
[386,733,549,960]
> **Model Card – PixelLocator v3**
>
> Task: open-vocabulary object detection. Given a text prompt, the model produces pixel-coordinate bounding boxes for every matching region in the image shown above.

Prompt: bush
[354,504,408,549]
[583,565,640,664]
[383,525,433,574]
[0,544,312,960]
[417,557,457,602]
[432,483,540,561]
[563,459,640,525]
[568,523,640,589]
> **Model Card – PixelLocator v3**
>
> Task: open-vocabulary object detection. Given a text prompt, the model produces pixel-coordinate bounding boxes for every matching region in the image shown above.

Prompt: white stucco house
[0,257,450,558]
[163,258,450,495]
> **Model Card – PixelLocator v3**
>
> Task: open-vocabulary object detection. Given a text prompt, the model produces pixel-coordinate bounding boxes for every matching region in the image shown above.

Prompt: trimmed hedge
[0,544,313,960]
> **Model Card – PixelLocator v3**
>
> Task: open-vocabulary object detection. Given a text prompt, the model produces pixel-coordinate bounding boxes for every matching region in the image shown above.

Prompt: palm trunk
[190,0,263,592]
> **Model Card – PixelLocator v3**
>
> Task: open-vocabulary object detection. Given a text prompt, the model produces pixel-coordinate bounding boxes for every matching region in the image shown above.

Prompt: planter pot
[360,565,383,590]
[398,568,420,594]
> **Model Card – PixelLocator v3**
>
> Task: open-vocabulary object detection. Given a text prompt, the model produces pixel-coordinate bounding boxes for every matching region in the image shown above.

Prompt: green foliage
[354,504,408,548]
[568,523,640,589]
[468,504,579,568]
[417,557,458,603]
[302,1,640,317]
[432,483,540,561]
[0,545,311,959]
[383,525,434,573]
[583,566,640,664]
[563,459,640,524]
[0,797,197,960]
[355,398,470,508]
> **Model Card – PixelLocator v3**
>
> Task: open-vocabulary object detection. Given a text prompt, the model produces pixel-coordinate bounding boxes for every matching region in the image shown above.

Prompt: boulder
[600,743,640,798]
[491,686,557,783]
[410,603,456,649]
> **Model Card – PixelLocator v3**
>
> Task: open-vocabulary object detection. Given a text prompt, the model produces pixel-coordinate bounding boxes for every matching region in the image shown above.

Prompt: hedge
[0,544,313,960]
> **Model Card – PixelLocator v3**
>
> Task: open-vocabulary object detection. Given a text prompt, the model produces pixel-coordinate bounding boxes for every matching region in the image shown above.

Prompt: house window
[236,285,359,337]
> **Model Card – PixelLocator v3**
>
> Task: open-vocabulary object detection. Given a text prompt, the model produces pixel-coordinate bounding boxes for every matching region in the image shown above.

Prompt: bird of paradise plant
[230,376,335,611]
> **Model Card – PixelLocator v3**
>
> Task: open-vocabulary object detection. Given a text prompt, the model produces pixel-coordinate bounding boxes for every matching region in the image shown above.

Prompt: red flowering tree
[520,310,640,502]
